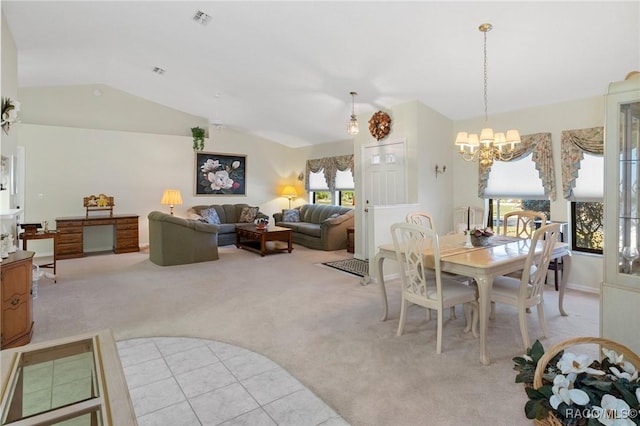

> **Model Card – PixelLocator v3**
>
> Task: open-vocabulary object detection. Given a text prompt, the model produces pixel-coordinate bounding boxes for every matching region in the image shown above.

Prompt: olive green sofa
[188,203,267,246]
[273,204,354,250]
[148,211,219,266]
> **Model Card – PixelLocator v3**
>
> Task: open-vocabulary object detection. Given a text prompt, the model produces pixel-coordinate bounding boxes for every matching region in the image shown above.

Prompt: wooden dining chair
[391,222,478,353]
[489,223,561,349]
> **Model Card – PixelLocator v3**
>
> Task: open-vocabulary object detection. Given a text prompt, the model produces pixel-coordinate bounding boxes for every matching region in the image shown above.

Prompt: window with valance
[479,132,556,201]
[560,127,604,201]
[305,155,354,192]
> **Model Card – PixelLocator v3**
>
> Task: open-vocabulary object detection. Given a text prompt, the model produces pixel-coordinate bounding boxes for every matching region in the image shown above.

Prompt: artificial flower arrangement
[470,227,494,237]
[514,338,640,426]
[1,97,20,135]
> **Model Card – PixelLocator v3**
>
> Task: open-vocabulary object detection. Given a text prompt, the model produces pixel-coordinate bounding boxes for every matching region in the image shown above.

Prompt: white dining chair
[391,222,478,353]
[406,211,468,320]
[489,223,561,349]
[502,210,547,238]
[453,206,486,234]
[406,211,435,229]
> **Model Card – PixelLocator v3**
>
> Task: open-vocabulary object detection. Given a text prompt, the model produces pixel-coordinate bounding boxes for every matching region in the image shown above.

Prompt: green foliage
[191,126,206,151]
[514,340,640,425]
[574,202,604,251]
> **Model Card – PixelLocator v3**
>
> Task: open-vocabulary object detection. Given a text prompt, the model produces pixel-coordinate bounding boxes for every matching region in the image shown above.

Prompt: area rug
[322,258,369,277]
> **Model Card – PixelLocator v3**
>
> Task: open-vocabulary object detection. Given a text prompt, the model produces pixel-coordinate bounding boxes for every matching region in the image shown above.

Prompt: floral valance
[478,133,556,200]
[560,127,604,200]
[305,154,354,191]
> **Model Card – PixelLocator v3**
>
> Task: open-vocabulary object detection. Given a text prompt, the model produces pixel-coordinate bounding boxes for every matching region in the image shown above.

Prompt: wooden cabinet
[115,217,139,253]
[602,73,640,354]
[55,219,84,259]
[56,214,139,259]
[1,251,34,349]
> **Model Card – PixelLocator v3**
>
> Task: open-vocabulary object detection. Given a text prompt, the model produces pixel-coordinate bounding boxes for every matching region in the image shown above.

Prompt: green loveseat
[189,204,267,246]
[148,211,219,266]
[273,204,354,250]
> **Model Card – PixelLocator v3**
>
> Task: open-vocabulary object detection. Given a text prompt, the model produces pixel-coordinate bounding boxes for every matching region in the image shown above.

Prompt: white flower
[549,374,590,409]
[610,363,638,382]
[603,348,624,365]
[557,352,606,376]
[207,170,234,190]
[232,161,240,169]
[200,159,220,173]
[595,395,635,426]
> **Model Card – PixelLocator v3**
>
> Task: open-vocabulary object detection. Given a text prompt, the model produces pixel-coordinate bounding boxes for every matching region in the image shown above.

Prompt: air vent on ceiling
[193,10,211,25]
[152,67,166,75]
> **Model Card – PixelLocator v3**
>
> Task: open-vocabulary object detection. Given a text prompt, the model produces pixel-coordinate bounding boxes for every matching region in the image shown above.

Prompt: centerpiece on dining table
[469,227,494,247]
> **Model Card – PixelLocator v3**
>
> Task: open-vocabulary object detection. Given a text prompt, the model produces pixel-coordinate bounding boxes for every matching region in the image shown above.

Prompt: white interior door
[361,139,407,260]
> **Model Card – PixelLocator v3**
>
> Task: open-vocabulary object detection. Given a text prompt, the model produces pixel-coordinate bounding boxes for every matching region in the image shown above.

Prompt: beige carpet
[31,245,599,426]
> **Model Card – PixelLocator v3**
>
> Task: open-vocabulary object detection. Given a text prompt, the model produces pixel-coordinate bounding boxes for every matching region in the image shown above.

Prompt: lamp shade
[160,189,183,206]
[281,185,297,198]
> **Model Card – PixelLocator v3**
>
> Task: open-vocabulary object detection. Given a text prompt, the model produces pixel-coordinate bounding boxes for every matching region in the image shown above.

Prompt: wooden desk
[374,233,571,365]
[56,214,139,259]
[19,231,57,281]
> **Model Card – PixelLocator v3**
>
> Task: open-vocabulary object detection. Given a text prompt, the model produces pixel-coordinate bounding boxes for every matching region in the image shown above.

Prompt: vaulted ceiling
[3,1,639,147]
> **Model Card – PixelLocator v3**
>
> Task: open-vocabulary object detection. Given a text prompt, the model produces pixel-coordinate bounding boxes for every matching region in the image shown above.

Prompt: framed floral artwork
[195,152,246,195]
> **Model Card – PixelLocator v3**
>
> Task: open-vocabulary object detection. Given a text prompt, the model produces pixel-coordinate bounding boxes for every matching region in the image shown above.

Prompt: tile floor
[117,337,349,426]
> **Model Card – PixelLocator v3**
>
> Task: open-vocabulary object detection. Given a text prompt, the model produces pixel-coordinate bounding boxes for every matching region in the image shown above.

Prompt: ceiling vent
[193,10,211,25]
[152,67,166,75]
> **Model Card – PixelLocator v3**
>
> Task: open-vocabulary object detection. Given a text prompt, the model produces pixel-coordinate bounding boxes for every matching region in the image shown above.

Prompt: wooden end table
[236,225,293,256]
[19,230,58,283]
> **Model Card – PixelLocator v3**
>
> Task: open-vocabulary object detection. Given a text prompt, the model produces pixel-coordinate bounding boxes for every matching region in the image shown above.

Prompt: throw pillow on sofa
[239,206,259,223]
[282,209,300,222]
[201,208,221,225]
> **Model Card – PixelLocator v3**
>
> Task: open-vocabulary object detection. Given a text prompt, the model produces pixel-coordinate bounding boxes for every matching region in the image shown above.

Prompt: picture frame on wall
[195,152,247,195]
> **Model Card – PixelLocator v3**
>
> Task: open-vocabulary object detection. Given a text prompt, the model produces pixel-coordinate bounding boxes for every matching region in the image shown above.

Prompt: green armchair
[148,211,220,266]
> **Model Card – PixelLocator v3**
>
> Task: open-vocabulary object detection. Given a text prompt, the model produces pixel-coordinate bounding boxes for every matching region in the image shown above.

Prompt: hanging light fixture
[455,23,520,167]
[347,91,359,135]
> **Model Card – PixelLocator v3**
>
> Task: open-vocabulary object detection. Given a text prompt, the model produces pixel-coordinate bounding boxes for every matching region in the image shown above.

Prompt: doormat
[322,258,369,278]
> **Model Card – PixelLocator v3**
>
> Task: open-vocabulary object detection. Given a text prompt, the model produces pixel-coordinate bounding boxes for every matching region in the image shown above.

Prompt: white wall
[19,123,308,253]
[354,100,455,260]
[1,11,19,213]
[452,95,606,292]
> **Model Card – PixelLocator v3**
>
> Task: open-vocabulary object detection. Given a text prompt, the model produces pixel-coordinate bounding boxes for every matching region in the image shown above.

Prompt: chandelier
[455,23,520,167]
[347,91,359,135]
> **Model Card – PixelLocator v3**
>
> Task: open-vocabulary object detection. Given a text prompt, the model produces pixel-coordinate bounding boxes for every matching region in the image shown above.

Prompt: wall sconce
[160,189,183,215]
[281,185,297,209]
[435,164,446,178]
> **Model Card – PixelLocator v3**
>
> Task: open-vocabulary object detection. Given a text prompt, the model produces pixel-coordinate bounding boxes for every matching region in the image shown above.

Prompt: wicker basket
[531,337,640,426]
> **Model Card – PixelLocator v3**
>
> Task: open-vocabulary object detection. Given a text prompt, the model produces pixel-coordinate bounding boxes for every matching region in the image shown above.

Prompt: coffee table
[235,225,293,256]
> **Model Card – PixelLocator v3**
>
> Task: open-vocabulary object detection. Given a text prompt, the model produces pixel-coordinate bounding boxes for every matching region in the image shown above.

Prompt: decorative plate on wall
[368,111,392,141]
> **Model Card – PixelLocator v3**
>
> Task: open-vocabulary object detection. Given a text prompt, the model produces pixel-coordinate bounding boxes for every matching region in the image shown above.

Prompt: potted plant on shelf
[191,126,206,151]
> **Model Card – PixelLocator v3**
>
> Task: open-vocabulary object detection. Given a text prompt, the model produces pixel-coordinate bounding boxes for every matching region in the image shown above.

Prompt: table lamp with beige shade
[281,185,297,209]
[160,189,182,215]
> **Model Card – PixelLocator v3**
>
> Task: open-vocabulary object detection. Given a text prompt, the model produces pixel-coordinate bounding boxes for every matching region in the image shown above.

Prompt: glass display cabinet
[602,72,640,354]
[0,329,136,425]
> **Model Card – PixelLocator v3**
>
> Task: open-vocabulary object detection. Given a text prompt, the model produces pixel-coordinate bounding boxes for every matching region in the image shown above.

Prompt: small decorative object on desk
[84,193,114,217]
[256,217,268,230]
[514,337,640,426]
[469,227,493,247]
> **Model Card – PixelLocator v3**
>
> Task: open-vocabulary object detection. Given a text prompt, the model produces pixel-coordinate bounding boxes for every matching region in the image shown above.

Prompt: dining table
[373,233,571,365]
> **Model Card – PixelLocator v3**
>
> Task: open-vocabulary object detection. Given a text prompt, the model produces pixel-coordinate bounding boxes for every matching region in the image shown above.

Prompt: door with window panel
[602,73,640,354]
